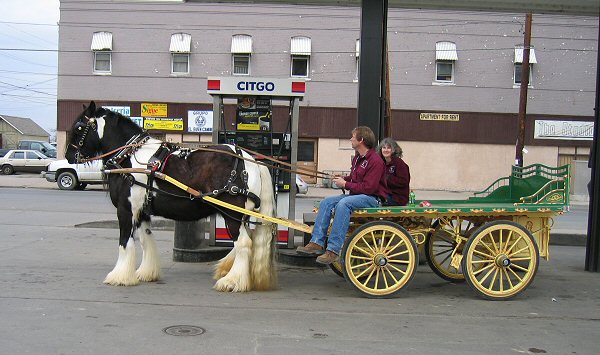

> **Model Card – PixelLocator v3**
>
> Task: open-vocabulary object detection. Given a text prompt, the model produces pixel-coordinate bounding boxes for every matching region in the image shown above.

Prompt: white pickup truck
[45,159,104,190]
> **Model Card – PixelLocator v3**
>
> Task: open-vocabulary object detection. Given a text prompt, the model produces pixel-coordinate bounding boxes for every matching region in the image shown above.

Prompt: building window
[170,33,191,74]
[434,41,457,83]
[91,31,113,74]
[290,36,311,78]
[436,60,454,82]
[94,52,111,72]
[291,56,309,77]
[514,45,537,86]
[231,34,252,76]
[233,54,250,75]
[355,39,360,81]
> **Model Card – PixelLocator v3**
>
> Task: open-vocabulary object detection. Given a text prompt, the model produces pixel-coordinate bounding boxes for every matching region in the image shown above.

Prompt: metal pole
[358,0,387,142]
[515,13,532,167]
[585,16,600,272]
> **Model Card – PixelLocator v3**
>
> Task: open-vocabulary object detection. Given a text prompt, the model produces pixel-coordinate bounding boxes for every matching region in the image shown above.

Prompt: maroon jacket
[383,156,411,205]
[343,149,388,199]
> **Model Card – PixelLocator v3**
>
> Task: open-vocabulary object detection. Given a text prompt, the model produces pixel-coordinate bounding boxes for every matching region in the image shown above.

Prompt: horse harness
[102,135,261,212]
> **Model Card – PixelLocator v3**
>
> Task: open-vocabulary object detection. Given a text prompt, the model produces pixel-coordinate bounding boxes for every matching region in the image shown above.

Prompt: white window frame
[171,53,190,74]
[93,51,112,74]
[435,60,454,83]
[291,55,310,78]
[232,54,250,76]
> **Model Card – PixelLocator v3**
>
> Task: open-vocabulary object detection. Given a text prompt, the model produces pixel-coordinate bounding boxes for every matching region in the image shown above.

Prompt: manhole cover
[163,325,205,336]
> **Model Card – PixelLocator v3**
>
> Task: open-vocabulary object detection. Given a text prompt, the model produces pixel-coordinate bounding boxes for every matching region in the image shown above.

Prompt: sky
[0,0,60,134]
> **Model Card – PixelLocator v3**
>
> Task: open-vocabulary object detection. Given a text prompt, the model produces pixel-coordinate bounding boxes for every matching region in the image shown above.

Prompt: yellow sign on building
[419,113,460,121]
[141,103,168,117]
[144,118,183,131]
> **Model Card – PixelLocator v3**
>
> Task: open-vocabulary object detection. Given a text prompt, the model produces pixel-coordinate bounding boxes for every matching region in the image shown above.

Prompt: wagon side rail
[516,177,570,205]
[473,176,510,198]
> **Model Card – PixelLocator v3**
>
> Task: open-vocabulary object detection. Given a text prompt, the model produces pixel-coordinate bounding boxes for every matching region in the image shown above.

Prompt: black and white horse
[65,101,276,292]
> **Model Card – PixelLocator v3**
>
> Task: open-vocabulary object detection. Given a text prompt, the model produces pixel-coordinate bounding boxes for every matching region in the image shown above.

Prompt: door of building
[298,139,317,184]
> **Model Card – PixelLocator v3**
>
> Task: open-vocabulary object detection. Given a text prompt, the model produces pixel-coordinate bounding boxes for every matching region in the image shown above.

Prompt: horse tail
[250,163,278,290]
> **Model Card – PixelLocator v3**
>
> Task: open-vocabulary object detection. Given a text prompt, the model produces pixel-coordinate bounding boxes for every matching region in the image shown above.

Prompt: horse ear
[84,101,97,117]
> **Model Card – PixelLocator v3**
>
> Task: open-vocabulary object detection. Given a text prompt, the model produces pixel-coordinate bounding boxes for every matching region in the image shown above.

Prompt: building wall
[57,0,598,190]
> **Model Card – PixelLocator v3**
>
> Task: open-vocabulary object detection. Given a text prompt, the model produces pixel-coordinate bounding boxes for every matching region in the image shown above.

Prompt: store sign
[130,116,144,127]
[141,103,168,117]
[207,76,305,97]
[419,113,459,121]
[188,110,213,133]
[103,106,131,116]
[534,120,593,140]
[144,117,183,131]
[236,97,272,131]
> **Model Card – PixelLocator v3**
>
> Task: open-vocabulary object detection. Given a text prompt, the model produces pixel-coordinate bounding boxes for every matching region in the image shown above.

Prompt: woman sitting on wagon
[377,137,411,206]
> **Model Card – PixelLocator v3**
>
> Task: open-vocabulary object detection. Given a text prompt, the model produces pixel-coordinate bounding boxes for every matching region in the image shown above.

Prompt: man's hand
[332,176,346,189]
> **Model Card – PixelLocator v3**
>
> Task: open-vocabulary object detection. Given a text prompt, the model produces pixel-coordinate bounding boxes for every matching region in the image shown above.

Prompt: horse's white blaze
[104,237,139,286]
[96,116,106,139]
[214,226,252,292]
[136,221,160,282]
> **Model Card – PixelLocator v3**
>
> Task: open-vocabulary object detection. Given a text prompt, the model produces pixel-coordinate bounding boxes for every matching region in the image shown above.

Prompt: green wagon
[328,163,570,300]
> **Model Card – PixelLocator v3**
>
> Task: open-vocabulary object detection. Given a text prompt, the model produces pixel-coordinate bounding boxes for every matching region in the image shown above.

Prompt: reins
[80,141,331,180]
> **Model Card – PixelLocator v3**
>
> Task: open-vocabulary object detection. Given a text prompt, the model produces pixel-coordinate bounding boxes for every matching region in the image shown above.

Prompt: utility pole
[384,40,393,138]
[515,13,532,167]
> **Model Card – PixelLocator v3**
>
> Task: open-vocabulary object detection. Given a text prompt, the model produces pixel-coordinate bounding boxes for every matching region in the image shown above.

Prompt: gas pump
[207,77,305,248]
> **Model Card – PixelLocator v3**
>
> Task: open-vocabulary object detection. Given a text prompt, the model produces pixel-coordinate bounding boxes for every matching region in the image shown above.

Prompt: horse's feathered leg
[213,225,252,292]
[135,214,161,282]
[104,207,139,286]
[250,164,277,290]
[213,245,236,280]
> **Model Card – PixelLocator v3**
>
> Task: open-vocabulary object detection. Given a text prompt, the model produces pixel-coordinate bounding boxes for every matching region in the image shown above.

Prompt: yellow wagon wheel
[341,221,418,298]
[425,217,474,282]
[462,220,539,300]
[329,261,344,278]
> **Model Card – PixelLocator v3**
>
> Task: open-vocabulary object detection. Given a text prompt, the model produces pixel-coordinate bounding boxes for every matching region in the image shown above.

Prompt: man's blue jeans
[310,194,379,255]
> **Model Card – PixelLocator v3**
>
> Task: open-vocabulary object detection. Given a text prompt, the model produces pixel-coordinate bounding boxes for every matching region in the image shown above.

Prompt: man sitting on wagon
[296,126,388,264]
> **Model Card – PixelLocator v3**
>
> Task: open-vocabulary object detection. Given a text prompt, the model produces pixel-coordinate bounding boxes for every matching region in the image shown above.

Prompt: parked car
[296,174,309,194]
[0,148,10,158]
[45,159,104,190]
[0,149,55,175]
[17,140,57,158]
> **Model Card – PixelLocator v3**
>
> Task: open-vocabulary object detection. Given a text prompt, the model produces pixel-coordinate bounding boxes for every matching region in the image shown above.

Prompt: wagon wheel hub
[495,254,511,268]
[374,254,388,266]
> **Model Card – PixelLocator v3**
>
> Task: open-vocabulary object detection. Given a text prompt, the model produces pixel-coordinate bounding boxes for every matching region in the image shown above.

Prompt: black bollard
[173,219,231,262]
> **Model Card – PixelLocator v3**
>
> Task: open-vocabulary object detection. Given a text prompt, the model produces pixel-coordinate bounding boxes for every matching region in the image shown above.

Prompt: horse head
[65,101,105,164]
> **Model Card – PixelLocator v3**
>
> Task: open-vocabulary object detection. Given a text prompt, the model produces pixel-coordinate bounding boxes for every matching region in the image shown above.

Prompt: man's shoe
[296,242,325,256]
[316,250,339,265]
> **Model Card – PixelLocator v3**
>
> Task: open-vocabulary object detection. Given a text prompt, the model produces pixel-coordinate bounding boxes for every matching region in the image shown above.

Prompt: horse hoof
[136,269,160,282]
[104,273,140,286]
[213,277,250,292]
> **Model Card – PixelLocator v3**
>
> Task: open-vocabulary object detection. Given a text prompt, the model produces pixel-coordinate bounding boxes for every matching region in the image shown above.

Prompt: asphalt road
[1,187,599,354]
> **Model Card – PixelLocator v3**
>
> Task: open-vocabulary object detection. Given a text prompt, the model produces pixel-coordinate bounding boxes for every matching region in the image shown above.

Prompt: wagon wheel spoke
[387,262,408,276]
[362,265,377,285]
[472,248,495,260]
[361,235,377,255]
[506,265,524,282]
[354,264,375,279]
[350,260,373,270]
[387,248,409,259]
[478,264,497,284]
[503,268,514,289]
[487,268,499,291]
[502,230,514,253]
[504,235,524,255]
[509,263,530,273]
[509,257,532,262]
[353,244,374,258]
[486,233,500,253]
[384,266,400,284]
[472,262,494,276]
[508,245,531,258]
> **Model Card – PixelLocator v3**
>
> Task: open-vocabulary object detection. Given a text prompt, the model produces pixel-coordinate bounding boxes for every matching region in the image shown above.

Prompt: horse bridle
[70,116,97,162]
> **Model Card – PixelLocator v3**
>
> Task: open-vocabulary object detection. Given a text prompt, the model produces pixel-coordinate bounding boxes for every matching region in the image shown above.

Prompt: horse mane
[95,107,144,136]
